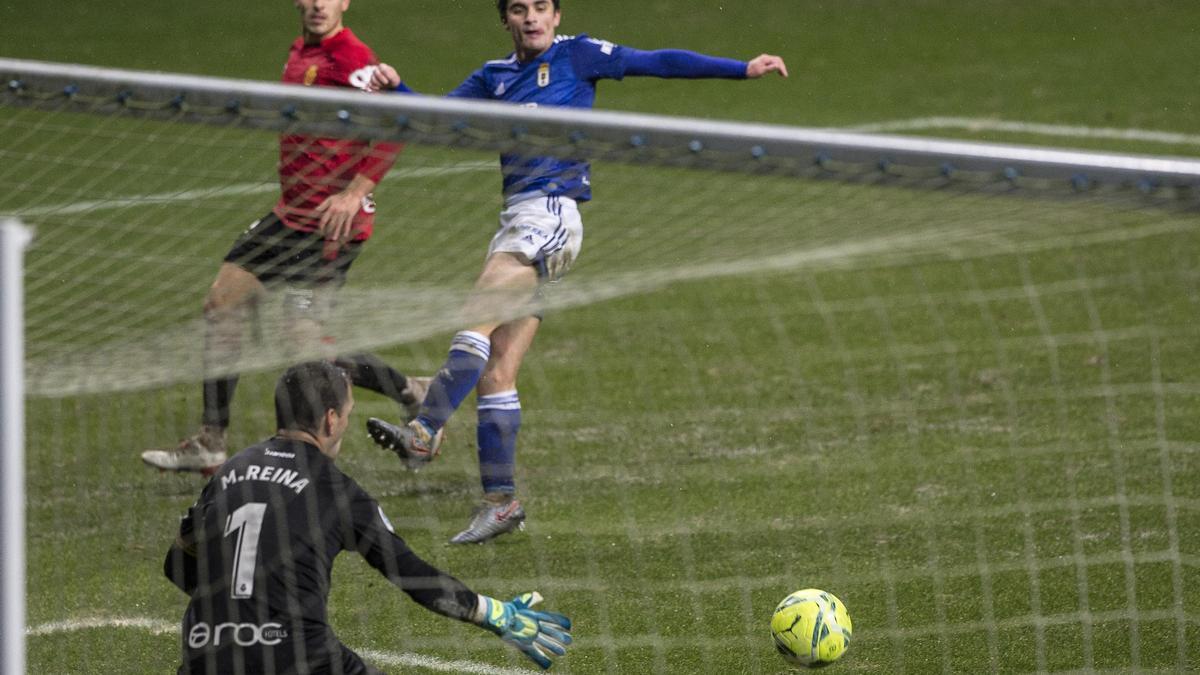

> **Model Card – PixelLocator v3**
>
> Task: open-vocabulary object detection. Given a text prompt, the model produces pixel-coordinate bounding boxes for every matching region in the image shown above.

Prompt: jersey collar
[495,38,562,70]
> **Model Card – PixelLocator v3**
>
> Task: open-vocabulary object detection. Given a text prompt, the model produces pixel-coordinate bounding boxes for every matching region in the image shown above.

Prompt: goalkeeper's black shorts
[224,212,362,287]
[177,642,385,675]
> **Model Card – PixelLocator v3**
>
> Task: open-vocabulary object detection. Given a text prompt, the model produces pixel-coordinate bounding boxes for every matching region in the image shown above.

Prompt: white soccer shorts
[487,194,583,282]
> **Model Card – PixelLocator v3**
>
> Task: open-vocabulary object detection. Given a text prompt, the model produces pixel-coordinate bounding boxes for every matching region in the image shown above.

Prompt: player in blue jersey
[365,0,788,544]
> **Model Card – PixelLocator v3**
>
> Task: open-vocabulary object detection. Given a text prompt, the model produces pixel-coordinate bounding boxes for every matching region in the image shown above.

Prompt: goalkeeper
[141,0,427,475]
[364,0,788,544]
[164,361,572,674]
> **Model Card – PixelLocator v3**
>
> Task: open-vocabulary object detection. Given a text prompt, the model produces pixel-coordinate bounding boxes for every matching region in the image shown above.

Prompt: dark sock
[334,352,413,407]
[201,374,238,429]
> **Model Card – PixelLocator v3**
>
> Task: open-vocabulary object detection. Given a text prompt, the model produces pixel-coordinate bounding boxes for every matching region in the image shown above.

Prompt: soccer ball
[770,588,852,667]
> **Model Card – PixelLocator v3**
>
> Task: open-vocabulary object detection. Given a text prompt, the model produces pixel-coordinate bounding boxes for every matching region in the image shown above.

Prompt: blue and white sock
[416,331,490,432]
[477,390,520,495]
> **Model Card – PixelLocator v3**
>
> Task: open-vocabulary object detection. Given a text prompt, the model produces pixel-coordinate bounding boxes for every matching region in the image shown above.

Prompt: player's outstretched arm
[475,592,573,669]
[746,54,789,79]
[618,47,787,81]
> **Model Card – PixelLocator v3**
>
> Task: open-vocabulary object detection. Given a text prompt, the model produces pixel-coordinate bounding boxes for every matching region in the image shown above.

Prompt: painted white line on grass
[847,117,1200,147]
[16,184,272,218]
[26,616,535,674]
[357,648,536,675]
[12,162,493,219]
[27,616,177,637]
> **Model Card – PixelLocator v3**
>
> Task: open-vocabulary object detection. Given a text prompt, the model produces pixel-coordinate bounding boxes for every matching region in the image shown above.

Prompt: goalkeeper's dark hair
[497,0,560,19]
[274,361,351,436]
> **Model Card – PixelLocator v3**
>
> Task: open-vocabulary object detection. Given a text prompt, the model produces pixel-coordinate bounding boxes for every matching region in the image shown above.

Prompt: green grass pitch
[5,1,1200,672]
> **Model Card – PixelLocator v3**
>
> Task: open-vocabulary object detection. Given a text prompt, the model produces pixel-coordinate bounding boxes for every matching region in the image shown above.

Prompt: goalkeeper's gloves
[476,592,573,669]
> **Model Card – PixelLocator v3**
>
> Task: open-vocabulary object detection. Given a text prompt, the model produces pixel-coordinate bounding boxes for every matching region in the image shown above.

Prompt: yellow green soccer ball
[770,588,852,667]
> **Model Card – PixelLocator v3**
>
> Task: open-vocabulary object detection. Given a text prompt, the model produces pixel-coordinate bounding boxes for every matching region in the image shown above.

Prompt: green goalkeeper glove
[477,592,573,669]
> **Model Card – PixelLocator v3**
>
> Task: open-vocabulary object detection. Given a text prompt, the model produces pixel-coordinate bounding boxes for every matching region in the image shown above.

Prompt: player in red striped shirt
[143,0,423,474]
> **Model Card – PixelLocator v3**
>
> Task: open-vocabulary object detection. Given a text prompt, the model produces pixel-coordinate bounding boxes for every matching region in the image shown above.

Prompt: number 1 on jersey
[224,502,268,599]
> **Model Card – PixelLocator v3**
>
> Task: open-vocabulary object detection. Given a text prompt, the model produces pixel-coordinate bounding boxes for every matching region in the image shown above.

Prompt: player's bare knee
[204,281,256,319]
[203,299,242,326]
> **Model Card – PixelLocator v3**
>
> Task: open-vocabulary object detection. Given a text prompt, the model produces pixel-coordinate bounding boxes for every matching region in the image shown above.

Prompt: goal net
[4,58,1198,673]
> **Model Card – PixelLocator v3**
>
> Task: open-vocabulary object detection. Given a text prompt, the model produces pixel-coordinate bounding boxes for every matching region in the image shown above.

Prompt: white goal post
[0,219,31,675]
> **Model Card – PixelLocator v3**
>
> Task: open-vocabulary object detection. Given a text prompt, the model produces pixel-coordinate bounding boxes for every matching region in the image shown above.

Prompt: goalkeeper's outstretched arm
[352,504,573,669]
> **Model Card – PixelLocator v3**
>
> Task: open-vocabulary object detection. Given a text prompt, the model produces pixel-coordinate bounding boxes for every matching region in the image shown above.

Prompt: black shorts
[178,643,385,675]
[224,213,362,288]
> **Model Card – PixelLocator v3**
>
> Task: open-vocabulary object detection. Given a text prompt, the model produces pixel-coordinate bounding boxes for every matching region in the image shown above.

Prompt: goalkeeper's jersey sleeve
[172,437,477,675]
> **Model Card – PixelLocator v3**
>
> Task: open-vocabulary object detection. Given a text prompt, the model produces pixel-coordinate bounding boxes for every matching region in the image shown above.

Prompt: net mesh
[5,68,1198,673]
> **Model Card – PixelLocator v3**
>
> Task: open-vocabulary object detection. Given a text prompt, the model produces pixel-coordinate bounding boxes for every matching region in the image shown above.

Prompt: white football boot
[141,427,227,476]
[449,499,526,544]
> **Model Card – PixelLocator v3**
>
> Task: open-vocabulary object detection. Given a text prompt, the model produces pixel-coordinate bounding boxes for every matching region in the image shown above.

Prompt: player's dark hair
[274,361,351,436]
[497,0,560,20]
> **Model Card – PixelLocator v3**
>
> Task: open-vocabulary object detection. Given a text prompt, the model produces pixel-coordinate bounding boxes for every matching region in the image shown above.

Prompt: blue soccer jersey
[446,34,747,202]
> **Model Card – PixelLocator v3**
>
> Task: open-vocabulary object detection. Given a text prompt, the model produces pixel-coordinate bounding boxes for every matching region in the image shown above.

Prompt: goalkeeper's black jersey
[166,437,478,675]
